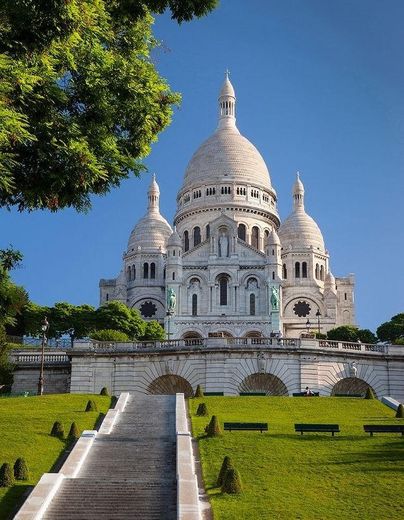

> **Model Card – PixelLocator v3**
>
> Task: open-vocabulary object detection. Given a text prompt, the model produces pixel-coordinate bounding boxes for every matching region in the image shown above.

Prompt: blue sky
[2,0,403,332]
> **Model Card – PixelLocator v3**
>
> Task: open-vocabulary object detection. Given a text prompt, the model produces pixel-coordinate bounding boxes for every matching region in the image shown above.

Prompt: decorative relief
[293,300,311,317]
[140,301,157,318]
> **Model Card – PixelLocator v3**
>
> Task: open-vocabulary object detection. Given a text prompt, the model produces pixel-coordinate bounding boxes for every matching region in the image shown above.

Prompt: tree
[0,248,27,332]
[90,329,130,342]
[326,326,378,343]
[0,1,218,212]
[141,320,166,341]
[94,301,145,339]
[377,314,404,343]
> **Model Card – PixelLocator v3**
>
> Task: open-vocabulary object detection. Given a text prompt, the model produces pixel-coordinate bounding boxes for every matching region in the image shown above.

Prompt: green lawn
[190,397,404,520]
[0,394,111,519]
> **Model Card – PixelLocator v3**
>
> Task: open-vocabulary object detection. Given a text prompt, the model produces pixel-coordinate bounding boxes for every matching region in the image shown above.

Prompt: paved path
[43,395,177,519]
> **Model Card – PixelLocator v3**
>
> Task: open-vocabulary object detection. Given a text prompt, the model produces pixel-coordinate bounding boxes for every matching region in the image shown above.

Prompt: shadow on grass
[0,484,32,520]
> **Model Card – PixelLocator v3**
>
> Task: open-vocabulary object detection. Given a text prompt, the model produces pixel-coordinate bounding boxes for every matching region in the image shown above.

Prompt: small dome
[219,72,235,98]
[127,214,172,252]
[279,210,325,251]
[167,227,182,247]
[293,172,304,195]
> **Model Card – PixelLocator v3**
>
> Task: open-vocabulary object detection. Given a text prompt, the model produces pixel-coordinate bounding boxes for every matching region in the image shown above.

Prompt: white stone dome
[278,210,325,251]
[127,175,172,252]
[127,214,172,252]
[167,227,182,247]
[278,173,325,251]
[182,126,272,191]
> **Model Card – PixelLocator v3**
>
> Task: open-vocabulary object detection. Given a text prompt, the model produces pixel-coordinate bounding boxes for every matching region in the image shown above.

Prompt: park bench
[204,392,224,396]
[239,392,266,396]
[224,422,268,433]
[295,424,340,436]
[292,392,320,397]
[363,425,404,436]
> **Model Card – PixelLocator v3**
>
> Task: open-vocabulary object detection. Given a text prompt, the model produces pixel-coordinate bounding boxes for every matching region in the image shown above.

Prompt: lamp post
[316,309,321,335]
[306,319,311,334]
[37,317,50,396]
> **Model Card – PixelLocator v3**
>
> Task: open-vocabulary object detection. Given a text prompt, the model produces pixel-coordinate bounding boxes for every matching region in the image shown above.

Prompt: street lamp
[306,319,311,333]
[37,317,49,396]
[316,309,321,335]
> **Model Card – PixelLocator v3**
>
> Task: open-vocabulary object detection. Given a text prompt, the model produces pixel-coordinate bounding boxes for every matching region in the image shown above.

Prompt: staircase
[42,394,177,519]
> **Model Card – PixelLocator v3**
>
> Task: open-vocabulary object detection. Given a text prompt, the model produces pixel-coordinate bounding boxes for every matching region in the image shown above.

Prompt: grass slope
[0,394,111,519]
[190,397,404,520]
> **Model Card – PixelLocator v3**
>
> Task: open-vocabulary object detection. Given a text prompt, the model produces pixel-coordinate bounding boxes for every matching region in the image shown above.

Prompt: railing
[7,336,72,348]
[318,340,387,354]
[10,352,69,365]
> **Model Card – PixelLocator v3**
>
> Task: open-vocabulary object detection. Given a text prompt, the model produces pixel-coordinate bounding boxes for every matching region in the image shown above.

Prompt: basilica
[99,74,355,339]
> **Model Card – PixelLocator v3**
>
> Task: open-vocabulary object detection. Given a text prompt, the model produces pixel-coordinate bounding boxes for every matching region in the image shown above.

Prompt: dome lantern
[217,70,238,131]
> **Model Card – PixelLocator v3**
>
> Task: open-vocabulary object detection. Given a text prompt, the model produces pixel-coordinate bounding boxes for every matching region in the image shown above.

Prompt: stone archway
[182,332,202,339]
[331,377,376,397]
[148,375,193,397]
[244,331,262,338]
[239,373,288,396]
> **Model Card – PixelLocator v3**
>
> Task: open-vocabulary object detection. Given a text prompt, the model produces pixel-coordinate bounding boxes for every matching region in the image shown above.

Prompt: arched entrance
[239,373,288,396]
[148,375,193,397]
[331,377,376,397]
[182,332,202,339]
[244,331,262,338]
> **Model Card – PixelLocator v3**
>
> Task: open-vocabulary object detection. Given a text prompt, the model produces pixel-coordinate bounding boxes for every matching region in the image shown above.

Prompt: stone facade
[99,73,355,338]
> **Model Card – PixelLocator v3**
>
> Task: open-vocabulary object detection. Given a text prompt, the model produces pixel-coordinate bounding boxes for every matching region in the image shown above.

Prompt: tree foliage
[0,248,28,332]
[90,329,130,342]
[377,314,404,343]
[141,320,165,340]
[327,326,376,344]
[0,0,217,211]
[94,301,145,338]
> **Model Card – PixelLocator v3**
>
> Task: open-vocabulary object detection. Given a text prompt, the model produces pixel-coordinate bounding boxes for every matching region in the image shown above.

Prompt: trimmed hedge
[50,421,65,438]
[0,463,14,487]
[206,415,222,437]
[217,456,233,486]
[194,385,204,398]
[85,400,98,412]
[222,468,242,494]
[196,403,208,417]
[14,458,29,480]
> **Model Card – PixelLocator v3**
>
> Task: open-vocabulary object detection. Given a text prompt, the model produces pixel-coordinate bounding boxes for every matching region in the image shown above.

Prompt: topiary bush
[396,403,404,418]
[50,421,65,438]
[0,463,14,487]
[90,329,130,342]
[206,415,222,437]
[14,458,29,480]
[365,387,375,399]
[217,456,233,486]
[221,468,242,494]
[196,403,208,417]
[194,384,204,398]
[85,399,98,412]
[68,422,81,441]
[100,387,110,396]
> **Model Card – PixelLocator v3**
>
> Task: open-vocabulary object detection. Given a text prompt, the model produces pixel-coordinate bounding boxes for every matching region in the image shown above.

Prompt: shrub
[100,387,110,396]
[365,387,375,400]
[50,421,65,438]
[90,329,130,342]
[85,399,98,412]
[68,422,81,441]
[217,456,233,486]
[0,463,14,487]
[206,415,222,437]
[14,458,29,480]
[396,403,404,418]
[196,403,208,417]
[393,337,404,345]
[194,384,204,398]
[221,468,242,494]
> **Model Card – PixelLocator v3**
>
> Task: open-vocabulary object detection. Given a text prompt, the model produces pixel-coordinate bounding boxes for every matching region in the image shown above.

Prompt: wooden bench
[295,424,340,436]
[204,392,224,396]
[224,422,268,433]
[292,392,320,397]
[364,425,404,436]
[334,393,362,398]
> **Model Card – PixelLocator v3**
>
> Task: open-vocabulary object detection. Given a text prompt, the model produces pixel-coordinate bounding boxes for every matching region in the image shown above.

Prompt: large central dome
[183,126,272,190]
[179,73,273,193]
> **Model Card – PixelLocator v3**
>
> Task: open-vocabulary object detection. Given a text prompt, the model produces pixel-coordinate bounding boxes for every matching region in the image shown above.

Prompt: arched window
[184,230,189,252]
[132,265,136,280]
[250,293,256,316]
[192,294,198,316]
[150,262,156,279]
[143,262,149,279]
[172,272,175,280]
[238,224,246,241]
[272,271,275,280]
[295,262,300,278]
[320,265,324,281]
[315,263,319,279]
[193,226,201,247]
[264,229,270,246]
[127,266,131,281]
[219,276,228,306]
[251,226,259,249]
[106,293,109,301]
[163,268,166,279]
[283,264,287,279]
[302,262,307,278]
[206,224,210,240]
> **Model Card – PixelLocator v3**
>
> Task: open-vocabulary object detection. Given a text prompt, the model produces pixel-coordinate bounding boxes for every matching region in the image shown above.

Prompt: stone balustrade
[10,351,70,365]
